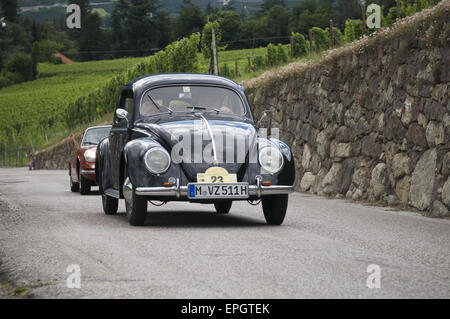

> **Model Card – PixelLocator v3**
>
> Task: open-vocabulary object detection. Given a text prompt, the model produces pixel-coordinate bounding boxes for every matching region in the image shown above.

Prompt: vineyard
[0,57,145,154]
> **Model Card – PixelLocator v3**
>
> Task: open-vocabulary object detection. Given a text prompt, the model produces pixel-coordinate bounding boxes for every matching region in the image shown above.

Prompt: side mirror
[116,108,129,127]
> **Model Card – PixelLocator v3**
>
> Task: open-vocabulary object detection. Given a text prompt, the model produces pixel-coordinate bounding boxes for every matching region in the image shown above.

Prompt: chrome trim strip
[80,169,95,174]
[135,184,294,197]
[195,112,218,165]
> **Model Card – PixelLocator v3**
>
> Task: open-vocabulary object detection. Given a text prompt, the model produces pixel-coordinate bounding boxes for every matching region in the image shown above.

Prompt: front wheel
[79,170,91,195]
[262,194,288,225]
[125,187,148,226]
[70,173,79,192]
[124,168,147,226]
[102,194,118,215]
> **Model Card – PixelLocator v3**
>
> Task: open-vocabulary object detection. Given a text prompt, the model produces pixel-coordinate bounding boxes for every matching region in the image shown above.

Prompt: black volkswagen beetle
[96,74,295,226]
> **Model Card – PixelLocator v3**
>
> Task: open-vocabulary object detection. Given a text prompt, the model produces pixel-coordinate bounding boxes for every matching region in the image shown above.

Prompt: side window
[115,89,133,124]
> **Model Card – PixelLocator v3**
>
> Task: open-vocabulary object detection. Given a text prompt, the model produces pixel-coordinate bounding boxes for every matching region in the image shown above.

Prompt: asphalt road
[0,167,449,298]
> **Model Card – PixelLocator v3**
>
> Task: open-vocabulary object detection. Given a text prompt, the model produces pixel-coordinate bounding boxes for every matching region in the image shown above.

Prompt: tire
[214,201,232,214]
[79,169,91,195]
[102,193,118,215]
[261,194,288,225]
[124,168,147,226]
[70,172,79,192]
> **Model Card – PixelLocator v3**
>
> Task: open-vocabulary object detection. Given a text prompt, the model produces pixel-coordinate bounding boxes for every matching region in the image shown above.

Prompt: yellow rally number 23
[197,167,237,183]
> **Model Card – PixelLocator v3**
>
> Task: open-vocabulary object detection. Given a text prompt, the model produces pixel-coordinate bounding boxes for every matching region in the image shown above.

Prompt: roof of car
[85,125,112,132]
[128,73,244,92]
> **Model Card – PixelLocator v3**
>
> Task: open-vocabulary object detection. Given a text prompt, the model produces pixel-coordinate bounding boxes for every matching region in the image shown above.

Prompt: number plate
[188,183,249,199]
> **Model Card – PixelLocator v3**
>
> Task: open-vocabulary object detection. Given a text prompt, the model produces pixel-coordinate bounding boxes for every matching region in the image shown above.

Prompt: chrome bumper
[132,176,294,198]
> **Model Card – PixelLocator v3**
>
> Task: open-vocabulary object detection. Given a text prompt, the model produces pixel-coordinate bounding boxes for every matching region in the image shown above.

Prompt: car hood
[135,113,257,181]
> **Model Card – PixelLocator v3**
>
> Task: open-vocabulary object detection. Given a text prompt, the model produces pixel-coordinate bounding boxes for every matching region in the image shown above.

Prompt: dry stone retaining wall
[244,2,450,216]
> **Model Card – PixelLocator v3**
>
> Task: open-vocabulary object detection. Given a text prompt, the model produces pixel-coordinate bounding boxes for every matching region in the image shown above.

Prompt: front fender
[253,138,295,186]
[124,138,181,188]
[96,138,113,191]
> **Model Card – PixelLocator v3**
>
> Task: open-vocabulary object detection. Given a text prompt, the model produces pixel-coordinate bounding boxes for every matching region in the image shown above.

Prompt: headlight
[258,146,283,174]
[144,147,171,174]
[84,148,96,162]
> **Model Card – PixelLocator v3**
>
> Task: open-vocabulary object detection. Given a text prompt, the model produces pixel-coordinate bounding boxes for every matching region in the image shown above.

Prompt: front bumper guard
[128,176,294,198]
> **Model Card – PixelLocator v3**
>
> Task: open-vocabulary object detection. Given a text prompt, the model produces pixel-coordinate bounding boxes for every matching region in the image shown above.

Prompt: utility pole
[211,28,218,75]
[330,20,334,48]
[290,35,294,59]
[396,0,401,20]
[361,2,366,35]
[308,29,313,53]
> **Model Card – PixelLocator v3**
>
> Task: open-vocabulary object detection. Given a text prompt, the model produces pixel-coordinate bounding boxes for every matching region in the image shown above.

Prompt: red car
[69,125,111,194]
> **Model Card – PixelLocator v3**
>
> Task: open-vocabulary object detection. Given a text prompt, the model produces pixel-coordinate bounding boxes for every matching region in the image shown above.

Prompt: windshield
[81,127,111,147]
[140,85,246,117]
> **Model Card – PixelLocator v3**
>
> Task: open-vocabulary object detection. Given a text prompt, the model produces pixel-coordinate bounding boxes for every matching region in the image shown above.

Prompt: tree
[265,5,290,38]
[260,0,287,12]
[4,53,34,82]
[1,0,18,22]
[111,0,172,58]
[176,2,205,39]
[217,10,241,48]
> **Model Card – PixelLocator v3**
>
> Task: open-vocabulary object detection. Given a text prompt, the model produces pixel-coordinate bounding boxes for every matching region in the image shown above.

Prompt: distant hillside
[18,0,308,24]
[19,0,224,24]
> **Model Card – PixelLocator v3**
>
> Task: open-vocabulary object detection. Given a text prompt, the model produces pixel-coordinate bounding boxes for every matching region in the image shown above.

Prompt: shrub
[312,27,331,51]
[4,53,34,82]
[0,76,12,89]
[266,43,278,66]
[252,55,266,70]
[32,40,64,63]
[220,63,234,78]
[291,32,308,58]
[344,19,363,43]
[276,44,288,63]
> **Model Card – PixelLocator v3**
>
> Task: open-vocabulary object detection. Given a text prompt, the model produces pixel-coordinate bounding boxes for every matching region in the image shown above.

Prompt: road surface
[0,168,449,298]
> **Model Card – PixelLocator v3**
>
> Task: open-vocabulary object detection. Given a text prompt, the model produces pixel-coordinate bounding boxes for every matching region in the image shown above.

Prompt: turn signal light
[263,181,272,186]
[164,182,174,187]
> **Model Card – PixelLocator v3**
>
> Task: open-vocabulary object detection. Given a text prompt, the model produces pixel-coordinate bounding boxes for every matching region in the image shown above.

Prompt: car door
[110,88,134,190]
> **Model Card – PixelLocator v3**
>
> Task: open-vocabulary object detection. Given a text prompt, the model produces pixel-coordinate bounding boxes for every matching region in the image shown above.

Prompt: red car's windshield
[81,127,111,147]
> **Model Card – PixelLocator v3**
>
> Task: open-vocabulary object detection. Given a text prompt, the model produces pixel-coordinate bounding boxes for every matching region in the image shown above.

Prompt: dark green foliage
[176,2,205,39]
[312,27,331,51]
[4,53,34,82]
[276,43,288,63]
[344,19,363,43]
[32,40,64,63]
[253,55,266,70]
[292,32,309,57]
[267,43,278,66]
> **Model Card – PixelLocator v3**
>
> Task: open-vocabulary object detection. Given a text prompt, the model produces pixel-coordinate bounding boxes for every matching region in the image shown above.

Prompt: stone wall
[244,2,450,216]
[34,133,82,170]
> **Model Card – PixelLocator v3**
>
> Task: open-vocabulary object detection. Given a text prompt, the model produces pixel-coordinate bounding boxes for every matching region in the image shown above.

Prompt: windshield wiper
[190,106,221,114]
[147,94,173,114]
